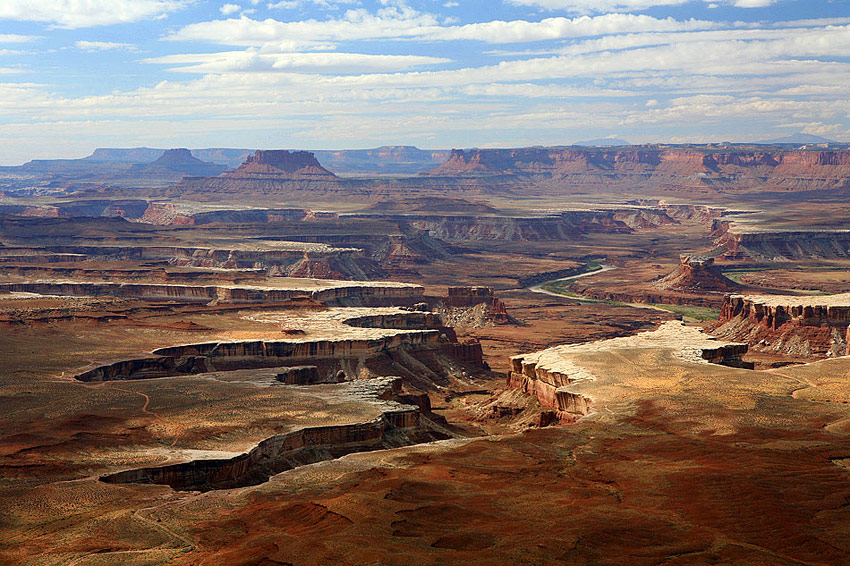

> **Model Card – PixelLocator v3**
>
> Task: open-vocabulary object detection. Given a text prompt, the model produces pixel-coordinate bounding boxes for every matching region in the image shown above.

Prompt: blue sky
[0,0,848,164]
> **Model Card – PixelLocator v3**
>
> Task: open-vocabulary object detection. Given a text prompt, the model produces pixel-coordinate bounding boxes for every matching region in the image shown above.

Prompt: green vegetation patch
[648,304,720,322]
[540,262,603,296]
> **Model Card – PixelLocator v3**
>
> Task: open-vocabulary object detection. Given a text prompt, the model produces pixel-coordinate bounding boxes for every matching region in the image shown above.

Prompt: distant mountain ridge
[79,145,450,174]
[573,138,630,147]
[757,133,837,145]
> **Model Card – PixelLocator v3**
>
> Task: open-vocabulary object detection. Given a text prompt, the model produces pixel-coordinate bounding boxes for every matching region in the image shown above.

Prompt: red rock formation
[713,294,850,358]
[443,287,509,324]
[654,255,741,293]
[507,356,591,421]
[715,228,850,261]
[140,203,195,225]
[229,150,337,180]
[426,146,850,193]
[441,340,485,367]
[0,281,424,306]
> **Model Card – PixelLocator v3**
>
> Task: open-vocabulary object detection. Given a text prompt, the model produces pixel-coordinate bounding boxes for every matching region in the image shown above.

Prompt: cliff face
[0,280,424,306]
[313,146,450,175]
[426,146,850,193]
[387,208,675,242]
[713,294,850,358]
[508,322,750,423]
[715,229,850,261]
[100,377,447,491]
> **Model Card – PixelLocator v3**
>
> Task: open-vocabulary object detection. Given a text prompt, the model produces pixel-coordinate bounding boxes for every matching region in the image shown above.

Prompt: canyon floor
[5,158,850,564]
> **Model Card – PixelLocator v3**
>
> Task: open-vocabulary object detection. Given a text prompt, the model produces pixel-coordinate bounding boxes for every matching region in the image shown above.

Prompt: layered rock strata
[374,208,676,242]
[509,322,748,422]
[713,293,850,358]
[426,146,850,193]
[0,280,423,306]
[715,228,850,261]
[74,331,441,382]
[100,377,446,491]
[171,150,348,195]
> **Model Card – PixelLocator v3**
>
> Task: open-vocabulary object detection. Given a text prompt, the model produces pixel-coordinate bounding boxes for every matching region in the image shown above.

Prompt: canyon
[6,141,850,565]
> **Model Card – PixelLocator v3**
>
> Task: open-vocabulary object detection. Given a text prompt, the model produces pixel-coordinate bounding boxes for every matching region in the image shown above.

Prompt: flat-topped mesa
[713,293,850,358]
[234,150,337,179]
[169,149,344,195]
[715,228,850,261]
[653,254,741,294]
[424,146,850,192]
[508,321,749,423]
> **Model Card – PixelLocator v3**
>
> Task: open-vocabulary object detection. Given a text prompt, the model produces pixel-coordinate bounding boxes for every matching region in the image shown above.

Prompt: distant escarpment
[713,293,850,359]
[366,208,677,242]
[150,148,227,177]
[714,226,850,261]
[425,146,850,194]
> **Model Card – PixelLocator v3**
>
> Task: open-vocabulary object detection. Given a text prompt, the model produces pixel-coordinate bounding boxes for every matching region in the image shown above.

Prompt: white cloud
[506,0,783,13]
[169,9,443,45]
[1,1,848,161]
[145,50,451,73]
[0,0,190,29]
[433,14,717,42]
[0,34,38,43]
[220,4,242,15]
[268,0,358,8]
[168,12,718,46]
[75,40,138,52]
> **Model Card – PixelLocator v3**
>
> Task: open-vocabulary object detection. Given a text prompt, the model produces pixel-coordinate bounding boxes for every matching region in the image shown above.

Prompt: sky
[0,0,848,164]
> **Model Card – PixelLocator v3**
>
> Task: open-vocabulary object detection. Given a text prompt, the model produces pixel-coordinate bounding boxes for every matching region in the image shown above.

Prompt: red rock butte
[228,150,338,180]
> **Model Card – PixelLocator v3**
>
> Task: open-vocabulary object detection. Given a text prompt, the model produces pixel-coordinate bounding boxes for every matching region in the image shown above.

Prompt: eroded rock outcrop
[509,322,749,422]
[713,293,850,358]
[0,280,423,306]
[100,377,447,491]
[426,146,850,193]
[715,228,850,261]
[171,150,346,195]
[388,209,675,242]
[654,255,741,294]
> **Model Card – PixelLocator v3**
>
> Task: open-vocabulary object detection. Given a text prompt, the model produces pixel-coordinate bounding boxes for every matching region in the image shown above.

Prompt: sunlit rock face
[714,293,850,359]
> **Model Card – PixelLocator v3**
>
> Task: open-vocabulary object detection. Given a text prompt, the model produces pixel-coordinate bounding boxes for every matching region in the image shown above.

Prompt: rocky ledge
[713,293,850,358]
[509,321,749,422]
[100,377,448,491]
